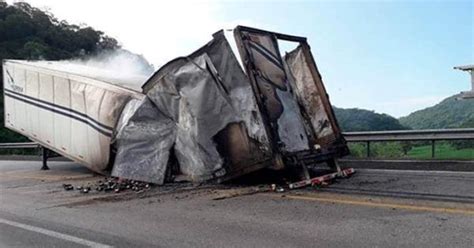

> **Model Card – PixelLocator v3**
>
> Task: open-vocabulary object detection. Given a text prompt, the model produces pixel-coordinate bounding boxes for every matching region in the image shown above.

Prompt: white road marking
[0,218,113,248]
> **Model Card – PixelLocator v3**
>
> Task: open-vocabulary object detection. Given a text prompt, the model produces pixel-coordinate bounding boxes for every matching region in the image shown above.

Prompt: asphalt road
[0,160,473,247]
[340,159,474,172]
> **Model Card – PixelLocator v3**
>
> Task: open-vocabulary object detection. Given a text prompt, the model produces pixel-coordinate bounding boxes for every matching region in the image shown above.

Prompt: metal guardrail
[0,142,50,170]
[343,128,474,141]
[1,128,473,161]
[342,128,474,158]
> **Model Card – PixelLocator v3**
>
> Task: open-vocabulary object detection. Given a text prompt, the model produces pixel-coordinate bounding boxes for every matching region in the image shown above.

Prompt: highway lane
[0,160,473,247]
[0,220,103,248]
[317,169,474,203]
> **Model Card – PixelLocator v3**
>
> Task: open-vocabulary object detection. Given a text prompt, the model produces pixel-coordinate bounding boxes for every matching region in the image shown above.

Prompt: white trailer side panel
[70,80,90,163]
[38,73,55,146]
[3,60,145,172]
[25,70,40,139]
[53,76,72,156]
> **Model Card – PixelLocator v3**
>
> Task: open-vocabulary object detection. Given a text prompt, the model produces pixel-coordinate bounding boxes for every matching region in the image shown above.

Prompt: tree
[399,95,474,130]
[400,141,413,155]
[0,2,120,142]
[333,106,409,132]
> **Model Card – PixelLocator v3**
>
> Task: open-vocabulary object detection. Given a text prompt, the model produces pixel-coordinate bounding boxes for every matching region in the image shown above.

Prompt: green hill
[0,2,120,142]
[399,94,474,129]
[333,107,408,132]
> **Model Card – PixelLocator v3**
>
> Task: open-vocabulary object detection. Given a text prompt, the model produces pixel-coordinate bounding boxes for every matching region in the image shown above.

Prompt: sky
[7,0,474,117]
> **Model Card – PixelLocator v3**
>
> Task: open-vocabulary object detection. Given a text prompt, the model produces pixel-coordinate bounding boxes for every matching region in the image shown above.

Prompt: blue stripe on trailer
[4,91,113,137]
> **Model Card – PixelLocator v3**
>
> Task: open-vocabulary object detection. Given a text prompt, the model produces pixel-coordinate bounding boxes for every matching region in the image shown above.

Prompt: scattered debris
[212,186,271,200]
[288,168,355,189]
[62,177,153,194]
[276,187,286,193]
[62,184,74,191]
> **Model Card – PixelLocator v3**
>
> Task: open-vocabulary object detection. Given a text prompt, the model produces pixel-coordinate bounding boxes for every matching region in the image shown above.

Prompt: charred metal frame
[233,26,349,170]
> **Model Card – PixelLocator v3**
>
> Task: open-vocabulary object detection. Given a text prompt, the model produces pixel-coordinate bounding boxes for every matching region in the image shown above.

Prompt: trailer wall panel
[2,60,144,172]
[38,73,55,146]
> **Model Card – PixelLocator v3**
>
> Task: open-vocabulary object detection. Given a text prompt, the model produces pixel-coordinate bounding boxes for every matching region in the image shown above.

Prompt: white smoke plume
[28,49,155,91]
[73,49,155,78]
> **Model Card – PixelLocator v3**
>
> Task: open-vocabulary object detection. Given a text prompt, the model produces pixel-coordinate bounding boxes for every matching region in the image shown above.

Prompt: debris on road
[62,177,154,194]
[276,187,286,193]
[288,168,356,189]
[62,184,74,191]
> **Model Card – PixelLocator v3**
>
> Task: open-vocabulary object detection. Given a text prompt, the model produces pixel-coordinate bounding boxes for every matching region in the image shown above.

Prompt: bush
[371,142,404,158]
[348,143,366,158]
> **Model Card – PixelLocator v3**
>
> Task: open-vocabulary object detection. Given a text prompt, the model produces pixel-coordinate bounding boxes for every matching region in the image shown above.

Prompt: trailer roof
[454,64,474,71]
[5,60,148,92]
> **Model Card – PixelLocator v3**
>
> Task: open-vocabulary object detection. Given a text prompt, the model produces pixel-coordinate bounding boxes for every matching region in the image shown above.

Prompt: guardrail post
[41,147,50,170]
[431,140,435,158]
[366,141,370,158]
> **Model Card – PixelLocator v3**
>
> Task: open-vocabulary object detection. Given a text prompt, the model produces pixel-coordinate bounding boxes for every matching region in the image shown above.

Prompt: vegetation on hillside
[333,107,409,132]
[337,95,473,160]
[0,2,120,142]
[399,94,474,129]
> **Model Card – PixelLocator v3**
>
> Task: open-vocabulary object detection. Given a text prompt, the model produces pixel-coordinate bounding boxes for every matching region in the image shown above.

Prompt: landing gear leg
[41,147,50,170]
[327,158,347,177]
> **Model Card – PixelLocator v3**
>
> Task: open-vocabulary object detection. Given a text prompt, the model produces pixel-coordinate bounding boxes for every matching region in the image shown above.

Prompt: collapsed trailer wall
[114,27,349,184]
[113,32,273,184]
[2,60,144,172]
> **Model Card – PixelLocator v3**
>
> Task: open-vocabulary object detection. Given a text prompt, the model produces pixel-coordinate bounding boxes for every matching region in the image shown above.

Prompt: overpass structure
[454,64,474,99]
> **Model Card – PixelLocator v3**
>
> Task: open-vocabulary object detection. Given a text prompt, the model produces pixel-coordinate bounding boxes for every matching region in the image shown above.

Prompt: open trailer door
[233,26,349,169]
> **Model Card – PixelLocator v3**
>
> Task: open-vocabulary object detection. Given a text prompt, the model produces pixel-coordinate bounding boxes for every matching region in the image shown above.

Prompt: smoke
[73,49,155,78]
[29,49,155,91]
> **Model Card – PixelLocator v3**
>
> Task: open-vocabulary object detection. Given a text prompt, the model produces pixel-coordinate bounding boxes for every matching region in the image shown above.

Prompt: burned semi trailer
[2,60,146,172]
[2,26,351,185]
[111,26,350,184]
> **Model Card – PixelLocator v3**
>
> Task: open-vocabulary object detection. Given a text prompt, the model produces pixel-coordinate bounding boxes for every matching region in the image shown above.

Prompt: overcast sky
[8,0,473,117]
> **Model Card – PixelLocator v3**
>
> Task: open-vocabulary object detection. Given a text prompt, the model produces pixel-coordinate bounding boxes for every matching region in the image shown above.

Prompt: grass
[407,143,474,160]
[348,142,474,160]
